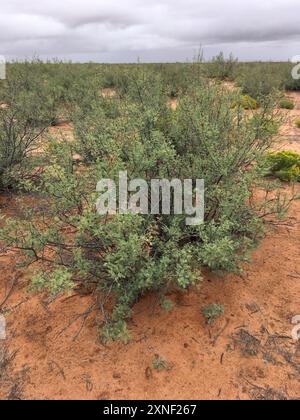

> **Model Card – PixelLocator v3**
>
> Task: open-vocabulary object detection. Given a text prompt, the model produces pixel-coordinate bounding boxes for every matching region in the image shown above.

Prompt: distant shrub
[279,98,294,110]
[207,52,238,81]
[101,67,130,95]
[0,62,56,189]
[237,64,283,101]
[267,150,300,182]
[202,304,224,325]
[159,63,198,98]
[152,355,168,371]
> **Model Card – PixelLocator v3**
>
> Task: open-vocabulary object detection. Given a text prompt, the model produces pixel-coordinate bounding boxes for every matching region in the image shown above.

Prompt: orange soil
[0,93,300,401]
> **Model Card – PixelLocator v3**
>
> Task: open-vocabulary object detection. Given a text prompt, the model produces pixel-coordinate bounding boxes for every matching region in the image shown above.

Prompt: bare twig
[0,274,21,310]
[211,319,230,346]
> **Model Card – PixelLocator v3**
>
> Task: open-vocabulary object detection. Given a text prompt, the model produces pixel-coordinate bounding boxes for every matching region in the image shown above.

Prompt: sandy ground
[277,92,300,154]
[0,92,300,401]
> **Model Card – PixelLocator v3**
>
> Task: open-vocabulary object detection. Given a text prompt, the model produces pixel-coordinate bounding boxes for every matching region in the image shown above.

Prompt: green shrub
[267,150,300,182]
[158,63,199,98]
[202,304,224,325]
[236,95,258,110]
[236,63,283,101]
[207,52,238,81]
[296,118,300,128]
[0,71,288,342]
[32,269,75,296]
[279,98,294,110]
[0,62,57,189]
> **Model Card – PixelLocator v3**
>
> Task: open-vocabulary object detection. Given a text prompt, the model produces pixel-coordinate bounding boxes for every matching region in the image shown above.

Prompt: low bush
[202,304,224,325]
[0,69,289,342]
[267,150,300,182]
[296,118,300,128]
[236,63,283,101]
[206,52,238,81]
[237,95,258,110]
[279,98,295,110]
[0,62,58,189]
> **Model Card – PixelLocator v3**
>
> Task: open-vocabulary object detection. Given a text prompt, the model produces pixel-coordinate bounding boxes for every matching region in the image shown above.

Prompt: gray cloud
[1,0,300,61]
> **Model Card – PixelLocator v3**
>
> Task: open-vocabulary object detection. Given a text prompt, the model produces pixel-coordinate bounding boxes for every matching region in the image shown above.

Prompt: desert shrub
[71,93,125,163]
[236,63,284,101]
[0,73,288,342]
[101,65,131,96]
[0,62,58,189]
[161,298,174,312]
[202,304,224,325]
[158,63,200,98]
[207,52,238,81]
[279,98,294,110]
[267,151,300,182]
[71,68,167,163]
[152,355,168,371]
[236,95,258,110]
[296,118,300,128]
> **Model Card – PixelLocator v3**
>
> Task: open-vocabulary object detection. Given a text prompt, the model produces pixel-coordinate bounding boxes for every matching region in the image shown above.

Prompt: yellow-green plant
[202,303,224,325]
[279,98,294,110]
[239,95,258,110]
[267,150,300,182]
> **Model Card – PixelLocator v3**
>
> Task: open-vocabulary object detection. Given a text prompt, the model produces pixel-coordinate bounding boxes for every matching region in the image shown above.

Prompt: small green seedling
[202,304,225,325]
[152,355,168,371]
[160,298,174,312]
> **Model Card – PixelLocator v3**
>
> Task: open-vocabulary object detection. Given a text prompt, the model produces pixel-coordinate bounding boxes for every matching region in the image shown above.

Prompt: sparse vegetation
[236,63,284,102]
[202,303,225,325]
[0,62,58,190]
[267,150,300,182]
[237,95,258,110]
[279,98,294,110]
[0,59,294,344]
[152,355,168,371]
[207,52,238,81]
[0,53,299,401]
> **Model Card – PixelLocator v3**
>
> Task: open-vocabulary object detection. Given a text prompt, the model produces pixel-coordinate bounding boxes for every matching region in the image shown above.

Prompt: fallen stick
[211,319,230,346]
[0,274,21,310]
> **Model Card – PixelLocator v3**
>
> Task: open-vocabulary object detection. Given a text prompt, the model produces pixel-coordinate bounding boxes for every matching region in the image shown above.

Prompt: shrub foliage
[0,62,291,342]
[279,98,294,110]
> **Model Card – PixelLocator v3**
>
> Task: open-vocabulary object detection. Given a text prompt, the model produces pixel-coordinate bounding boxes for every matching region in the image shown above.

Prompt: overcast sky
[1,0,300,62]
